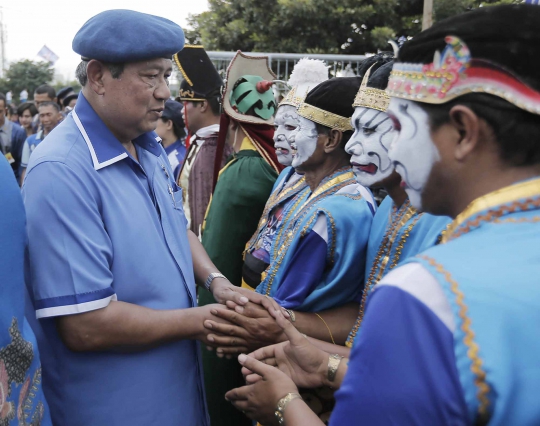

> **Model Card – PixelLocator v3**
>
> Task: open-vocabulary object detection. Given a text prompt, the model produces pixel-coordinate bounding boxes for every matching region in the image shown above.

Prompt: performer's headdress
[174,45,223,102]
[222,51,277,125]
[387,4,540,115]
[213,51,283,190]
[297,77,361,133]
[354,55,394,112]
[280,58,329,109]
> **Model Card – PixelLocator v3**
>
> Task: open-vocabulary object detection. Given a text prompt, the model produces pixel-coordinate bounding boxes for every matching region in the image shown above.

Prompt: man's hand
[242,308,330,389]
[204,302,288,352]
[225,354,299,425]
[194,304,249,355]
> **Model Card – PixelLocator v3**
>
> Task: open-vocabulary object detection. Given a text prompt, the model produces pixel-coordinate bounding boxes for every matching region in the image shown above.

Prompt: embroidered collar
[443,177,540,243]
[73,93,162,170]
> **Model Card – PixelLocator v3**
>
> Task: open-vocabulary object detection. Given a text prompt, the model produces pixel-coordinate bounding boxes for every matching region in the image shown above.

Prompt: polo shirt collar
[73,93,162,170]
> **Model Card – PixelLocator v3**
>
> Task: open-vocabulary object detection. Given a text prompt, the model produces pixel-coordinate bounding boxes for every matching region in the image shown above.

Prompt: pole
[422,0,433,31]
[0,7,5,78]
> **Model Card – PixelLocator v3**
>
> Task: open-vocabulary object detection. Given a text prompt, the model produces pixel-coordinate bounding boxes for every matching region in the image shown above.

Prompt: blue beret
[73,9,185,63]
[162,100,184,129]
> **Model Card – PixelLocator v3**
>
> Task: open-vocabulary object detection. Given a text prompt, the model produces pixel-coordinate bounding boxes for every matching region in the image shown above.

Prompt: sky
[1,0,209,81]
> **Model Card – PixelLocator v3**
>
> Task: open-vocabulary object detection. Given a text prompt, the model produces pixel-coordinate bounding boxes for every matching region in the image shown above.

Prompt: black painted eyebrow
[354,109,370,129]
[365,111,382,127]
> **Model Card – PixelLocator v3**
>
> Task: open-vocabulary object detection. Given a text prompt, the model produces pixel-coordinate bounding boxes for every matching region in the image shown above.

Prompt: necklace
[346,199,420,347]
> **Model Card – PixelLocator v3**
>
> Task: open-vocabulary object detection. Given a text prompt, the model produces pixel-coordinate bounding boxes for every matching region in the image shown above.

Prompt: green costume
[199,51,282,426]
[200,141,277,426]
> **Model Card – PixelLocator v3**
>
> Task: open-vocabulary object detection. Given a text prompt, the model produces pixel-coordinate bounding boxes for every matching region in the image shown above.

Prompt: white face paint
[387,98,440,210]
[273,105,299,166]
[345,106,395,187]
[291,115,319,168]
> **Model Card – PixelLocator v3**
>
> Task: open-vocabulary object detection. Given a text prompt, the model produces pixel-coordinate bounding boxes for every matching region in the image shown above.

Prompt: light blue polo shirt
[22,93,209,426]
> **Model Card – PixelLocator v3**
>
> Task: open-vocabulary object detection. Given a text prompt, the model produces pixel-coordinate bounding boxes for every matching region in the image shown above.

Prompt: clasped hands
[201,281,288,357]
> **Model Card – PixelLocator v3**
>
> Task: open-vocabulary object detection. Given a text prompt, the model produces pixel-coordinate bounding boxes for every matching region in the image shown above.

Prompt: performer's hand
[204,302,287,352]
[210,278,250,307]
[225,353,299,425]
[195,304,249,356]
[242,308,330,389]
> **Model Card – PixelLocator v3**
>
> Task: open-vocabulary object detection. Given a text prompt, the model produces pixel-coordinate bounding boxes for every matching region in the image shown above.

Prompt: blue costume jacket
[256,167,376,312]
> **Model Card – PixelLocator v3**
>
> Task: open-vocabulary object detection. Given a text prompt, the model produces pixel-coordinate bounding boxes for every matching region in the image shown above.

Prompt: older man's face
[103,58,172,138]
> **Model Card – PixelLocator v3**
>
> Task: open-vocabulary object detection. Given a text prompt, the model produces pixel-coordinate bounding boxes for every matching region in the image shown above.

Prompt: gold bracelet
[327,354,343,386]
[275,392,302,425]
[315,313,335,345]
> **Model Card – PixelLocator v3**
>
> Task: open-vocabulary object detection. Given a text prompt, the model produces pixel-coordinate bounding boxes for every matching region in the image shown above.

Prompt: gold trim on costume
[353,64,390,112]
[173,54,193,86]
[419,255,491,422]
[443,177,540,243]
[297,103,353,132]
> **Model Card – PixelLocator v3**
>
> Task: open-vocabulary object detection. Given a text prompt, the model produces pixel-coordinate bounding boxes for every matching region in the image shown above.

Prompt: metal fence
[206,51,368,81]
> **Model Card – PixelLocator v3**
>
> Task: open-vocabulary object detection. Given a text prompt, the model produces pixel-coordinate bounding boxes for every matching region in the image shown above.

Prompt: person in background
[33,85,56,108]
[155,99,186,179]
[174,45,232,236]
[20,88,28,103]
[7,104,19,123]
[6,90,12,104]
[0,92,27,181]
[17,102,38,137]
[62,92,78,112]
[19,101,62,183]
[0,155,52,426]
[56,86,75,112]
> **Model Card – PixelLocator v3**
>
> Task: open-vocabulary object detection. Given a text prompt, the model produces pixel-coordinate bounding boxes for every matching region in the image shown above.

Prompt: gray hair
[75,60,125,86]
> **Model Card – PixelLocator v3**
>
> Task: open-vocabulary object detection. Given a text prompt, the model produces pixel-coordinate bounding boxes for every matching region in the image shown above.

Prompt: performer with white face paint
[387,98,442,210]
[345,59,451,347]
[243,58,328,290]
[211,77,377,348]
[224,5,540,425]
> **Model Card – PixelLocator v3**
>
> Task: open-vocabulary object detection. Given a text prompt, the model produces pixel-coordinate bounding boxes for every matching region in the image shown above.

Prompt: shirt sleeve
[20,139,30,168]
[23,161,116,319]
[273,213,327,309]
[330,263,469,426]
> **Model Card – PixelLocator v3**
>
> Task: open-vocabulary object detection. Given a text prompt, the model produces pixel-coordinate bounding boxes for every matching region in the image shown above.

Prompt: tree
[0,60,54,103]
[186,0,519,55]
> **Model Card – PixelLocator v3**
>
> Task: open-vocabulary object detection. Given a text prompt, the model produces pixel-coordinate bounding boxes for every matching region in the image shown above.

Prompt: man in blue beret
[22,9,249,426]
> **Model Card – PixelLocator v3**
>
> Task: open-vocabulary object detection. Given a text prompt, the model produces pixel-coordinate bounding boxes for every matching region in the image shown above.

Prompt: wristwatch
[275,392,302,425]
[204,272,227,291]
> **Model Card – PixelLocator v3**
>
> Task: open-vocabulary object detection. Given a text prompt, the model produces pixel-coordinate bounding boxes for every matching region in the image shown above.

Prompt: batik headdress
[387,5,540,115]
[280,58,329,109]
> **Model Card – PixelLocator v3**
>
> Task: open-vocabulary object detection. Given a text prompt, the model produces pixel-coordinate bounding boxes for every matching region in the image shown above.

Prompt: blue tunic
[0,156,52,426]
[331,178,540,425]
[346,196,451,346]
[164,138,186,180]
[256,168,376,312]
[22,94,208,426]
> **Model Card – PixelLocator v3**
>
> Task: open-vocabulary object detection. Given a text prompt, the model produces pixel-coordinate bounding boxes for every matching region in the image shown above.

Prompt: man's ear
[448,105,481,161]
[324,129,343,153]
[86,60,107,96]
[166,119,174,131]
[200,100,209,113]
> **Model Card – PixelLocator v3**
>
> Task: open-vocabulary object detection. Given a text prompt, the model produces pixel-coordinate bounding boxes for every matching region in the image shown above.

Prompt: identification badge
[4,152,14,164]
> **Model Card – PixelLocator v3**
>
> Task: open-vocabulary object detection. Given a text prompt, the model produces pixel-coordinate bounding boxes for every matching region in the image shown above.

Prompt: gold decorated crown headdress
[353,64,390,112]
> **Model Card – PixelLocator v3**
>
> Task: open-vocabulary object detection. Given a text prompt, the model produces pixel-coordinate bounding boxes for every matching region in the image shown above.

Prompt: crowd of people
[1,4,539,426]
